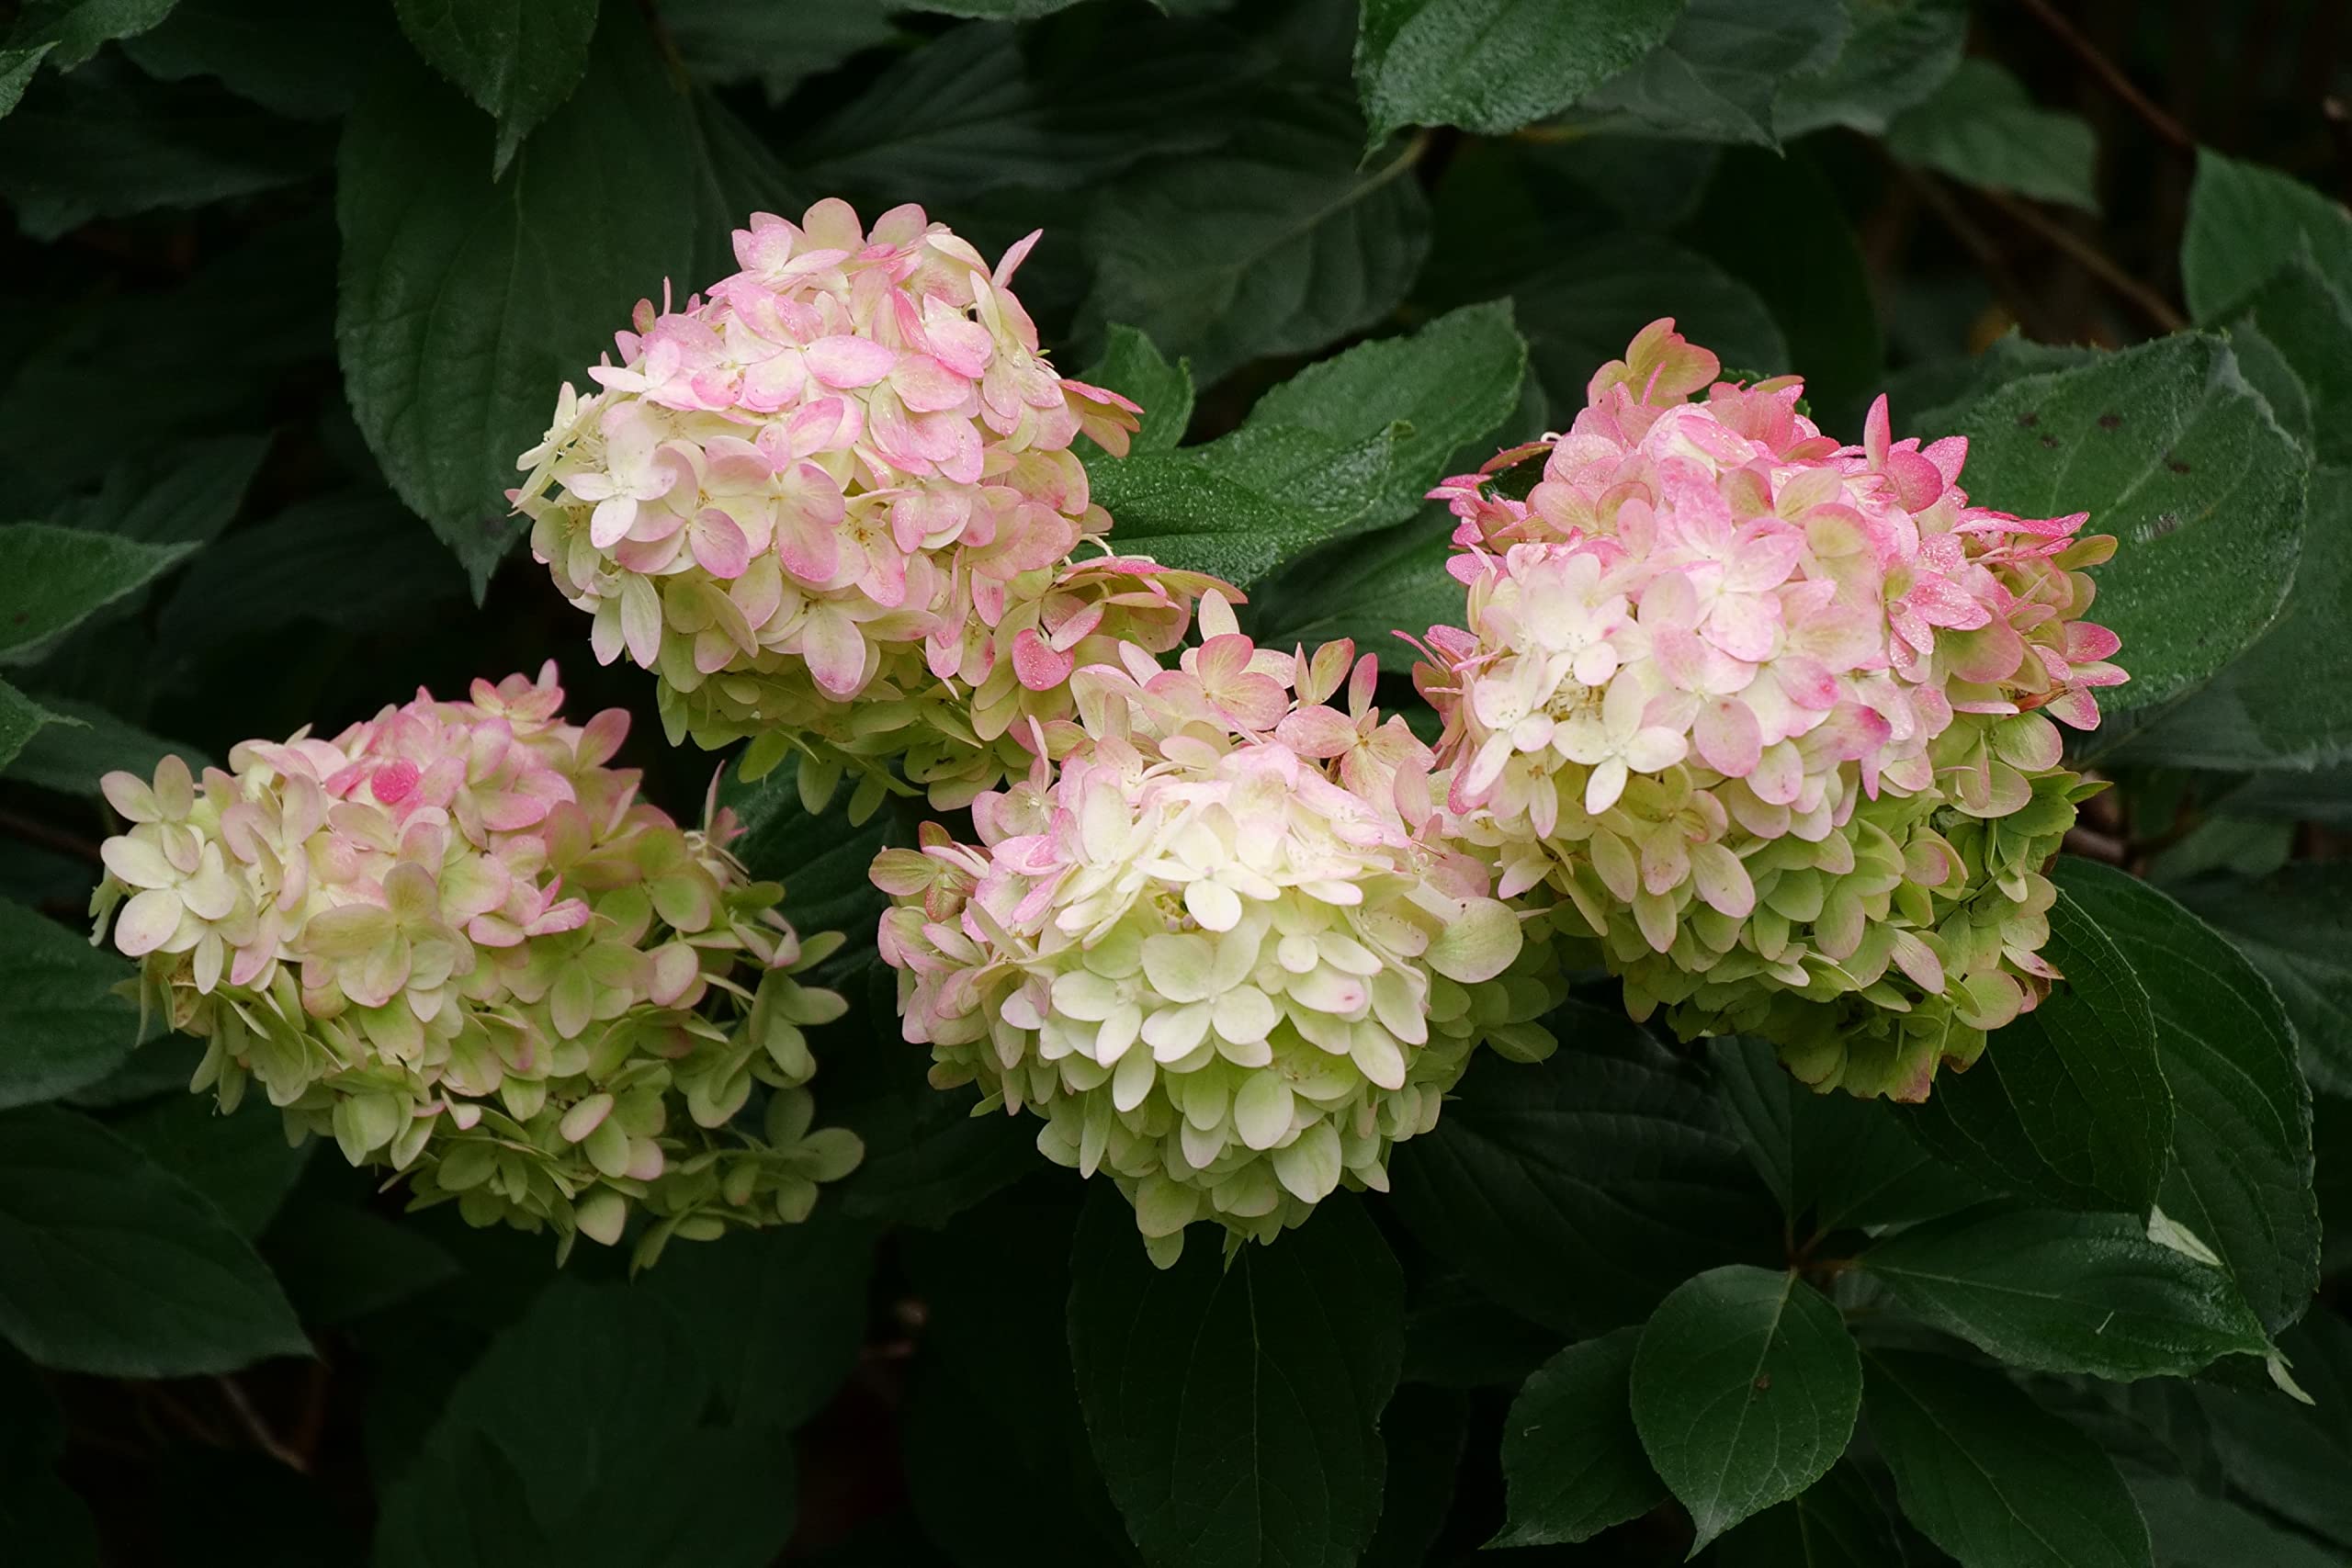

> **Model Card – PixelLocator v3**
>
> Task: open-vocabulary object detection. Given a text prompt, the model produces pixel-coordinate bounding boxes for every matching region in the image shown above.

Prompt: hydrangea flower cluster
[1418,321,2125,1101]
[512,197,1225,817]
[89,665,861,1267]
[875,599,1565,1264]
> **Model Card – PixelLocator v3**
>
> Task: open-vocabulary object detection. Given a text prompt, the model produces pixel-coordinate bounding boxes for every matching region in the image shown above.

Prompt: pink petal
[690,509,752,580]
[1011,628,1076,692]
[891,354,972,413]
[115,889,183,957]
[805,334,898,389]
[1695,699,1763,775]
[801,606,868,698]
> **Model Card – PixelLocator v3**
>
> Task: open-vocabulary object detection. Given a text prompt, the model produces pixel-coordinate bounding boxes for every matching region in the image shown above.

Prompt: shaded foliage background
[0,0,2348,1563]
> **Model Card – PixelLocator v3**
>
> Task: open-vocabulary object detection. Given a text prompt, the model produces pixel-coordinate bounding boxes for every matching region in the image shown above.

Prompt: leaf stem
[2014,0,2198,153]
[1977,186,2188,333]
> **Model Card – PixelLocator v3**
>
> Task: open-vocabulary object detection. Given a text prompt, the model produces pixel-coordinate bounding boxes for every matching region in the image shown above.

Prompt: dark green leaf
[1771,0,1965,140]
[829,964,1039,1227]
[637,1211,876,1432]
[2128,1472,2346,1568]
[392,0,597,174]
[2175,864,2352,1098]
[0,62,330,241]
[2054,859,2316,1332]
[2143,814,2293,886]
[797,19,1251,206]
[0,681,57,772]
[49,434,267,544]
[1083,96,1431,388]
[1683,147,1881,419]
[1400,1272,1563,1390]
[0,215,332,501]
[0,524,193,661]
[119,0,391,119]
[1577,0,1850,147]
[1886,59,2100,212]
[1077,325,1193,454]
[336,8,705,593]
[0,897,140,1111]
[259,1196,459,1326]
[0,43,56,119]
[1514,233,1791,409]
[1352,0,1688,140]
[1904,333,2101,433]
[1495,1325,1665,1547]
[373,1280,797,1567]
[1390,1000,1778,1333]
[1860,1206,2270,1379]
[2233,262,2352,462]
[1905,886,2171,1214]
[156,490,469,649]
[2226,315,2316,451]
[2181,149,2352,322]
[1631,1266,1860,1549]
[1704,1460,1905,1567]
[1246,300,1528,531]
[1086,417,1404,589]
[665,0,905,105]
[1245,511,1459,673]
[1362,1383,1467,1568]
[1866,1348,2154,1568]
[0,1104,307,1377]
[715,773,896,944]
[1712,1036,1983,1236]
[63,1036,203,1111]
[1948,333,2307,711]
[1084,276,1517,590]
[111,1093,309,1240]
[2134,467,2352,771]
[903,1182,1138,1568]
[1068,1188,1404,1568]
[7,0,176,71]
[2193,1309,2352,1549]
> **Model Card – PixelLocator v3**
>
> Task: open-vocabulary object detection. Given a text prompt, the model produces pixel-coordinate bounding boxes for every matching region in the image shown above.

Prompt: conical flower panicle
[1419,320,2127,1101]
[876,599,1564,1264]
[90,665,860,1267]
[511,198,1226,818]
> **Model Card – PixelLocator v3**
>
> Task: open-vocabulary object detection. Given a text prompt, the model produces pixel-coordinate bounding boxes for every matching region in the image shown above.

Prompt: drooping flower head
[90,665,861,1266]
[1418,320,2126,1101]
[513,197,1224,818]
[875,598,1565,1265]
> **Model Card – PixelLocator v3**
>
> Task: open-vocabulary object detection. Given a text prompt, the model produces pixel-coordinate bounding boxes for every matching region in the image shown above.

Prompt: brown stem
[1894,165,2064,342]
[2064,825,2131,864]
[212,1376,310,1473]
[0,806,103,865]
[1977,187,2188,333]
[2015,0,2198,153]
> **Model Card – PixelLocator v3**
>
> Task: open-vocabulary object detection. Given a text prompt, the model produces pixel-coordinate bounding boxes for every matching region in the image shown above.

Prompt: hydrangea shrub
[5,8,2339,1563]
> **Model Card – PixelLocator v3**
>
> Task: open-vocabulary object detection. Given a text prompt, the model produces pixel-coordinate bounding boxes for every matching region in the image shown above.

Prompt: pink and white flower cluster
[874,599,1563,1263]
[1418,321,2126,1100]
[513,198,1225,818]
[90,665,860,1265]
